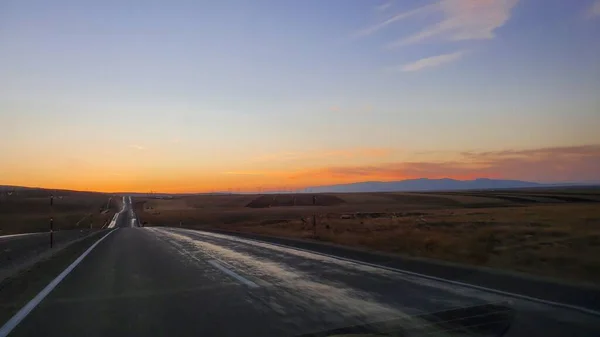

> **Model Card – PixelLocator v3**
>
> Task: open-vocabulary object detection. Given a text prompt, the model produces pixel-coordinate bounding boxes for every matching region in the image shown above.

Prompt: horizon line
[2,178,599,195]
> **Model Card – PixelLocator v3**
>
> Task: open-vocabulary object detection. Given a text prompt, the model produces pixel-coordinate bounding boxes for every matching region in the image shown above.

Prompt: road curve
[3,224,599,337]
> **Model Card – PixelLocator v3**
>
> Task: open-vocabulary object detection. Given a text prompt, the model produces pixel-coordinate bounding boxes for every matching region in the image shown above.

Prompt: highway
[2,198,599,337]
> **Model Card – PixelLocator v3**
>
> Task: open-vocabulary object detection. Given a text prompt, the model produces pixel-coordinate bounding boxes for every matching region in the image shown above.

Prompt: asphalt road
[3,200,600,336]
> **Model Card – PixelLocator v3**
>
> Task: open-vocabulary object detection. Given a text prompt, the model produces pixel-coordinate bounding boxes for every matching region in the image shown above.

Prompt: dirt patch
[371,193,463,206]
[455,194,542,204]
[533,195,600,203]
[185,195,259,208]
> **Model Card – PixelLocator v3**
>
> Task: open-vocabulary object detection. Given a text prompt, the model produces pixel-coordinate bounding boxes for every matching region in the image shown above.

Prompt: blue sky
[1,0,599,191]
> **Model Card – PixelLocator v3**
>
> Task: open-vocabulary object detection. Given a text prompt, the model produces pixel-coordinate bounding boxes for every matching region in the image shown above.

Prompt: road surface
[2,199,599,337]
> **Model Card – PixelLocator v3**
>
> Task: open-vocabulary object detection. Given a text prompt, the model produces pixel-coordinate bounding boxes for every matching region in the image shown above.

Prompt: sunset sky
[2,0,600,193]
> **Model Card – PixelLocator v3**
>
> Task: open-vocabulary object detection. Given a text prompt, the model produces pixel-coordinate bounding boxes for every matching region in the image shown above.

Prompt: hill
[302,178,542,193]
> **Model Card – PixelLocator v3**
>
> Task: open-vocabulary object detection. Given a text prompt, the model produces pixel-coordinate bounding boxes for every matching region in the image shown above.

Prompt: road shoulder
[192,227,600,313]
[0,230,111,325]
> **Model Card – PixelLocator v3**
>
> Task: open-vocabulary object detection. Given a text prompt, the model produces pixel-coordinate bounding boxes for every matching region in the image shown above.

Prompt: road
[2,199,599,337]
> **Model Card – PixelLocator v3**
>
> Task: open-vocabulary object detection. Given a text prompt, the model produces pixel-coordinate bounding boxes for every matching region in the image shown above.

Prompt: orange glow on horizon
[0,167,490,193]
[3,144,598,193]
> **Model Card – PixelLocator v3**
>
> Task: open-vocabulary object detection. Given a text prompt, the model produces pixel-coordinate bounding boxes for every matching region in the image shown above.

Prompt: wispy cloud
[356,0,519,72]
[588,0,600,18]
[460,145,600,159]
[221,171,266,176]
[387,0,520,47]
[253,147,392,163]
[290,145,600,182]
[130,144,145,151]
[375,1,394,13]
[327,105,374,115]
[354,3,437,38]
[394,50,465,72]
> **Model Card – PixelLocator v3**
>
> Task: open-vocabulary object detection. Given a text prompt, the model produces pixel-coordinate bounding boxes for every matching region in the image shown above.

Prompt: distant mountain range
[300,178,544,193]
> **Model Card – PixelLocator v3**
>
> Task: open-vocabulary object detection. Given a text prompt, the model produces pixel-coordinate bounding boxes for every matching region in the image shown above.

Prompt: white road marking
[207,260,259,288]
[147,228,258,288]
[179,229,600,318]
[151,228,415,320]
[107,197,127,229]
[107,213,119,229]
[0,232,46,239]
[0,229,116,337]
[74,213,92,227]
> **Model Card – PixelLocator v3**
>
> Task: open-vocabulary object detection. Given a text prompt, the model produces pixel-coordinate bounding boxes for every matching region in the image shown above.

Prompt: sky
[1,0,600,193]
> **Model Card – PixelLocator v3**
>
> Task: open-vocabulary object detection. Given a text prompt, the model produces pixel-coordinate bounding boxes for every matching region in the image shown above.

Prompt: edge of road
[0,229,115,337]
[186,227,600,315]
[2,198,133,334]
[0,233,46,239]
[0,229,109,284]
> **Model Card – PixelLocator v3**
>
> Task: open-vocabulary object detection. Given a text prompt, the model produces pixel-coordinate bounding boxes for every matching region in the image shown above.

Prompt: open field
[135,188,600,285]
[0,189,119,235]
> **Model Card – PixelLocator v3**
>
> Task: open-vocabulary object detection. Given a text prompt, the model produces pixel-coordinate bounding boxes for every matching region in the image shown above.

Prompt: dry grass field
[135,188,600,285]
[0,189,119,235]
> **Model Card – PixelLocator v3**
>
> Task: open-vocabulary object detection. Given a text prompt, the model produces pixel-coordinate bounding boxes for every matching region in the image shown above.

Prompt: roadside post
[50,194,54,248]
[312,195,317,238]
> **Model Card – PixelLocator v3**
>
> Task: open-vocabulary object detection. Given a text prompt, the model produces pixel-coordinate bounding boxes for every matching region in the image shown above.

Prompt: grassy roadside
[0,191,119,235]
[0,230,110,325]
[207,204,600,285]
